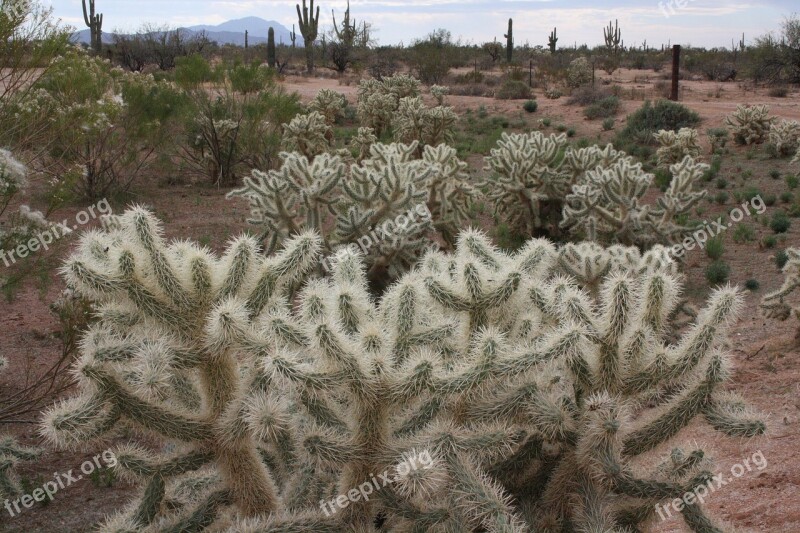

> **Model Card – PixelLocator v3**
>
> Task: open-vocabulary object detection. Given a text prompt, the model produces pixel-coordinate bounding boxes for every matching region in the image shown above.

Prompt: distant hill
[71,17,299,48]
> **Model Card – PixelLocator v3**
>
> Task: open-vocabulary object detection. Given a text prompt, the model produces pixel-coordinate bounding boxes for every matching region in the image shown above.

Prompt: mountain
[71,17,299,48]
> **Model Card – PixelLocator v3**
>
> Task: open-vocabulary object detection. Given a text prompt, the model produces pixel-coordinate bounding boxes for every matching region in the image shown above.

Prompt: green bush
[715,191,729,204]
[705,236,725,259]
[496,79,532,100]
[781,192,794,203]
[584,96,621,120]
[716,177,729,189]
[602,118,615,131]
[770,169,781,180]
[770,211,791,233]
[745,278,760,291]
[523,100,538,113]
[786,175,799,189]
[615,99,701,146]
[764,194,777,206]
[706,260,731,285]
[776,249,790,269]
[732,223,756,243]
[762,235,778,248]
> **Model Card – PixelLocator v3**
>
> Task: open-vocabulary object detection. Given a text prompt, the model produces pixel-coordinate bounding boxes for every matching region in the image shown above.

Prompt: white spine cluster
[725,104,776,145]
[654,128,702,167]
[761,248,800,324]
[768,119,800,157]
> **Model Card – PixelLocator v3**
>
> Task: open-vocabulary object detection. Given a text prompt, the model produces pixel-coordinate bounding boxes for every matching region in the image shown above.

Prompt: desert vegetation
[1,0,800,532]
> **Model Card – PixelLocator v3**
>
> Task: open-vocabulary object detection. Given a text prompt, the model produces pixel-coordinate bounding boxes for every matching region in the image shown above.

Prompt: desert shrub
[768,86,789,97]
[409,28,455,84]
[602,118,615,131]
[495,79,532,100]
[180,68,301,186]
[705,235,725,259]
[16,48,187,200]
[523,100,538,113]
[44,208,763,531]
[616,99,701,147]
[770,210,791,233]
[762,235,778,248]
[746,278,761,291]
[733,223,756,243]
[566,56,593,88]
[725,104,776,145]
[584,96,620,120]
[566,86,611,106]
[706,260,731,284]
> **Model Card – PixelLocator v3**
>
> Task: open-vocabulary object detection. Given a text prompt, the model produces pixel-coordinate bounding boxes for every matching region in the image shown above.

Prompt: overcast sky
[45,0,795,48]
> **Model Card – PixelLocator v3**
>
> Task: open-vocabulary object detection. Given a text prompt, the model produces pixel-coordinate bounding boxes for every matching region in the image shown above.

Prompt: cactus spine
[548,26,558,53]
[81,0,103,54]
[296,0,320,73]
[267,27,276,68]
[504,18,513,63]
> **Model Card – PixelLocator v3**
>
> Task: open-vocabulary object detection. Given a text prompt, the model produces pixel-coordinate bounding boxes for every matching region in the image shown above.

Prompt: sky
[44,0,796,48]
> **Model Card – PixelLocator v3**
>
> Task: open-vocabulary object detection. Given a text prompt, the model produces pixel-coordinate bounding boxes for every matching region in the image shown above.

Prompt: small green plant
[781,192,794,203]
[523,100,538,113]
[567,127,577,138]
[496,79,532,100]
[732,223,756,243]
[715,191,729,204]
[705,236,725,260]
[776,249,790,269]
[764,194,777,206]
[770,169,781,180]
[706,260,731,285]
[716,177,729,189]
[584,96,621,120]
[745,278,760,291]
[786,175,799,189]
[602,117,615,131]
[770,211,791,233]
[556,123,568,132]
[541,117,552,127]
[762,235,778,248]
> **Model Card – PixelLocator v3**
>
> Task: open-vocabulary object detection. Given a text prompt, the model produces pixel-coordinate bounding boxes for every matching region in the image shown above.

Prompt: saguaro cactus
[267,27,276,68]
[548,27,558,53]
[296,0,320,73]
[81,0,103,54]
[604,19,622,54]
[290,24,297,48]
[504,18,513,63]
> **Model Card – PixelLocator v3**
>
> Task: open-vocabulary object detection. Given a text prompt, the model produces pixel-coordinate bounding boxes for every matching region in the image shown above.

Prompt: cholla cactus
[562,155,708,247]
[566,57,592,88]
[281,111,334,159]
[768,119,800,157]
[707,128,729,154]
[45,215,763,531]
[544,87,563,99]
[761,248,800,325]
[352,126,377,162]
[357,75,424,137]
[393,96,457,148]
[229,142,473,285]
[654,128,702,167]
[793,148,800,166]
[725,104,776,145]
[309,89,347,126]
[430,85,450,106]
[483,132,571,235]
